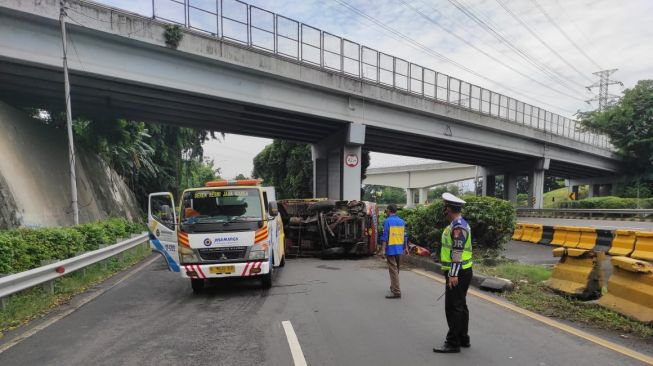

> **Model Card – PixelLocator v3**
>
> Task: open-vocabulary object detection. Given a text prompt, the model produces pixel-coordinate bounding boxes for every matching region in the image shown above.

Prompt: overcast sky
[95,0,653,179]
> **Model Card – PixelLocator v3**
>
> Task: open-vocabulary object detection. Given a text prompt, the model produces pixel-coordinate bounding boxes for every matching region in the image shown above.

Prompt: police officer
[380,204,408,299]
[434,193,473,354]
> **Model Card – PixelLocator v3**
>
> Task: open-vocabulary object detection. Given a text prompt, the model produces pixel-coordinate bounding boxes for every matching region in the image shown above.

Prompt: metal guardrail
[0,233,148,299]
[517,208,653,218]
[143,0,611,149]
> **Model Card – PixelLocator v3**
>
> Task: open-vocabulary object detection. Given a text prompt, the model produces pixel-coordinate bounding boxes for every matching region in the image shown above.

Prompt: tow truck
[147,179,285,292]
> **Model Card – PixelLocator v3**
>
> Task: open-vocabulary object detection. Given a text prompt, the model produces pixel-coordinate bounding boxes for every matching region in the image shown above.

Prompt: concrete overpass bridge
[364,162,477,207]
[0,0,621,207]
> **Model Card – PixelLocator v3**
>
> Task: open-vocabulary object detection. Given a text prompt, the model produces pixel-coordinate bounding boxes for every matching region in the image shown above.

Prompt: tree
[252,140,370,199]
[235,173,248,180]
[428,184,461,201]
[578,80,653,175]
[362,185,406,204]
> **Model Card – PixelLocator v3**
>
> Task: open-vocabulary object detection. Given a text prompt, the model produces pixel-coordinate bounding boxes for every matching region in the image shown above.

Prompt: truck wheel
[261,260,273,289]
[191,278,205,293]
[279,255,286,267]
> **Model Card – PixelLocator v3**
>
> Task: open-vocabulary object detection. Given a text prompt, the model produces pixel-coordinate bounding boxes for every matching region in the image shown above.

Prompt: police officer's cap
[442,192,466,208]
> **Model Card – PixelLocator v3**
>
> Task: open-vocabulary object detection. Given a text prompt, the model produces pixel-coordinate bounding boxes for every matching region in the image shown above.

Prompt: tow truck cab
[147,179,285,292]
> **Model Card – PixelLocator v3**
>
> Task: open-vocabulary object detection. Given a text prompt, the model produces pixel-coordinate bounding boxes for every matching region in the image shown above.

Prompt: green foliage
[253,140,370,199]
[362,185,406,204]
[578,80,653,174]
[180,158,220,192]
[0,218,143,274]
[392,196,515,252]
[555,196,653,209]
[234,173,249,180]
[428,185,461,201]
[164,25,184,48]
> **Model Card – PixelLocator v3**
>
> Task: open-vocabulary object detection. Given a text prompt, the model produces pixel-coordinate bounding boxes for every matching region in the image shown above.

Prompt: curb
[402,255,514,293]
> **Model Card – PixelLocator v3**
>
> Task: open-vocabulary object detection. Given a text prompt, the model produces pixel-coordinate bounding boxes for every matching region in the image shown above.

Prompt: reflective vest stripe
[440,221,473,271]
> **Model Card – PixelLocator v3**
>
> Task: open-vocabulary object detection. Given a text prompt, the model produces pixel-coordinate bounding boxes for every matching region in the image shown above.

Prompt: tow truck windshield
[181,189,263,229]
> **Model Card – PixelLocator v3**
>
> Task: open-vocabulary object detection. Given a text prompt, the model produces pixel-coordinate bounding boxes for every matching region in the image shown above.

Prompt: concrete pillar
[311,123,365,201]
[482,174,496,197]
[406,188,416,208]
[418,188,428,205]
[528,170,545,209]
[504,174,518,204]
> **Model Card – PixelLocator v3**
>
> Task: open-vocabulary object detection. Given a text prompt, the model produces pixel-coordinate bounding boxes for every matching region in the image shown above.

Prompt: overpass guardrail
[517,208,653,220]
[0,233,148,300]
[76,0,611,149]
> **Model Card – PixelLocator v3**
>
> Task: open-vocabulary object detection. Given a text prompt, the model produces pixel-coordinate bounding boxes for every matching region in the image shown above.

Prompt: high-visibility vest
[440,220,473,270]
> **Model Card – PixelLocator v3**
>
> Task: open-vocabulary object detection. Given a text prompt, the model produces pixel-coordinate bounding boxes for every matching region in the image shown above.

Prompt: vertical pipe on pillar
[418,188,428,205]
[528,170,545,209]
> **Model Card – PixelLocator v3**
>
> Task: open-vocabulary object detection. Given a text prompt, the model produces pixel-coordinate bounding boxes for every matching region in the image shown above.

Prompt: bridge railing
[150,0,611,150]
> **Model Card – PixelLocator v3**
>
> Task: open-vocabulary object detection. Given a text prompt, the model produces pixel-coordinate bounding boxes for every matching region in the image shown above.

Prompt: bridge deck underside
[0,59,610,179]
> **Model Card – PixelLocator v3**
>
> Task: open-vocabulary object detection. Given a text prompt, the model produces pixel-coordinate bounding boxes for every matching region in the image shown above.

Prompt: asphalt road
[502,240,559,265]
[517,217,653,231]
[0,256,648,366]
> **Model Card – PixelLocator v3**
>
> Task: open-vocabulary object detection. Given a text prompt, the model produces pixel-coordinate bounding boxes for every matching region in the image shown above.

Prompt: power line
[493,0,593,85]
[530,0,602,70]
[332,0,578,114]
[442,0,586,97]
[400,0,586,102]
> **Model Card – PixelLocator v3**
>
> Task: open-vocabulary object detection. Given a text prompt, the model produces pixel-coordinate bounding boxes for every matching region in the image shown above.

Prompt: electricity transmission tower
[586,69,623,111]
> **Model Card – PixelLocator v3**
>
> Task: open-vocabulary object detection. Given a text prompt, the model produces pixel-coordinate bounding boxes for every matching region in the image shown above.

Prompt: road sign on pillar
[568,192,577,201]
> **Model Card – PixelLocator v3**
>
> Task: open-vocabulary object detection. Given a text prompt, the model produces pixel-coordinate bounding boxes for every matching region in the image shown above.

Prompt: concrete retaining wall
[0,100,141,228]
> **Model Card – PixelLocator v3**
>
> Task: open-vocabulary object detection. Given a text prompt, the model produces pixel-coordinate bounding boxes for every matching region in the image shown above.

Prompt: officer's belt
[440,259,472,267]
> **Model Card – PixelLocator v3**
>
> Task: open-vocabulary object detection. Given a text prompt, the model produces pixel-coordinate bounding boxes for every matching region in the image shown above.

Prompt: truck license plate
[210,265,235,274]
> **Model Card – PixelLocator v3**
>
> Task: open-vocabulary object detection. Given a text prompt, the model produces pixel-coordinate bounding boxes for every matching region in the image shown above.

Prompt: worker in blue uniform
[380,204,408,299]
[434,193,473,353]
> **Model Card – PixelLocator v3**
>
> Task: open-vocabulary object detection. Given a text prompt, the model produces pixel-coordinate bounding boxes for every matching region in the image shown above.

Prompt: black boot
[433,343,460,353]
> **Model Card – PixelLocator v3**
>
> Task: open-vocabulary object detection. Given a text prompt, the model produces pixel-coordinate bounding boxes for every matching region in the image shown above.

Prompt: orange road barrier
[562,226,581,248]
[512,224,524,241]
[551,226,567,246]
[598,256,653,323]
[608,230,636,257]
[577,227,597,250]
[631,231,653,261]
[527,225,544,243]
[520,224,536,243]
[545,248,604,299]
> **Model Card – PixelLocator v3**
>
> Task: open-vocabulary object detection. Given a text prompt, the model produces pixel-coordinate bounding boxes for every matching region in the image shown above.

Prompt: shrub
[556,196,640,209]
[387,196,516,253]
[0,218,143,274]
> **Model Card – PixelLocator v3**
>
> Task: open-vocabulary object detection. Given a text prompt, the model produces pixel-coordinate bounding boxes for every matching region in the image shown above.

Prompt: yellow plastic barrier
[598,257,653,323]
[521,224,536,243]
[545,248,604,299]
[550,226,567,246]
[512,224,524,241]
[528,225,543,243]
[631,231,653,261]
[577,227,597,250]
[562,226,581,248]
[608,230,636,257]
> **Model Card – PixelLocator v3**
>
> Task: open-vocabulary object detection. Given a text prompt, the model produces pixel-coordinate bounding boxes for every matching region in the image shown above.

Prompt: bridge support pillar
[482,170,496,197]
[504,174,518,204]
[406,188,416,208]
[418,188,429,205]
[311,124,365,201]
[528,168,546,209]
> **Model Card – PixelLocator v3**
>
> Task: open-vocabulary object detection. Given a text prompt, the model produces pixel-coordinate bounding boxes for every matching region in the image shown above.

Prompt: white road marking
[281,320,308,366]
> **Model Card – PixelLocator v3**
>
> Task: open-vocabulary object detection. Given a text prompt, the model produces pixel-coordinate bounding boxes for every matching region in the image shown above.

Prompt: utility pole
[586,69,623,111]
[60,0,80,225]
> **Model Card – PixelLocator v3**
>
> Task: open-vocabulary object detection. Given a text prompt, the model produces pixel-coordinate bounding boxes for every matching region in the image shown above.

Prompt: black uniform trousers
[443,267,472,347]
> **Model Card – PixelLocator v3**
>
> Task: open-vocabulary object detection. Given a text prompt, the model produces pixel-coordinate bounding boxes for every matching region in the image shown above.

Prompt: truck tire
[191,278,205,293]
[309,200,336,212]
[261,254,273,289]
[279,254,286,267]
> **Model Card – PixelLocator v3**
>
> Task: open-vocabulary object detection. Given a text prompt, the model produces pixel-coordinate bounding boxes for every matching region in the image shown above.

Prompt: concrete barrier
[551,226,567,246]
[631,232,653,261]
[538,225,554,245]
[512,224,524,241]
[545,248,604,299]
[562,226,581,248]
[598,256,653,323]
[608,230,636,257]
[577,227,597,250]
[521,224,537,243]
[527,224,544,243]
[595,229,614,253]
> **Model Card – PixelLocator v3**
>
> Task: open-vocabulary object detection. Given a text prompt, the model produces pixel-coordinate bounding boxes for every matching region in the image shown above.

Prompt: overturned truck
[277,199,379,258]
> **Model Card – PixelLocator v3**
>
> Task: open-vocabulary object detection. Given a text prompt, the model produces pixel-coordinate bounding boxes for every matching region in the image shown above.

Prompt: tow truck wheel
[191,278,205,293]
[261,257,273,289]
[279,254,286,267]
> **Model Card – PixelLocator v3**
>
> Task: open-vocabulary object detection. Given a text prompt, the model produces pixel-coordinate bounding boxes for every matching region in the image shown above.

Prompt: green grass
[0,244,151,337]
[543,187,589,208]
[474,261,653,339]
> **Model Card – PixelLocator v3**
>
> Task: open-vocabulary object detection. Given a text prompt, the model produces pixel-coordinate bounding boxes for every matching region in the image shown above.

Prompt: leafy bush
[555,196,646,209]
[0,218,143,274]
[389,196,516,253]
